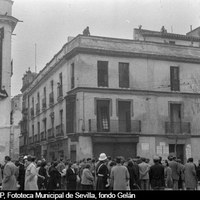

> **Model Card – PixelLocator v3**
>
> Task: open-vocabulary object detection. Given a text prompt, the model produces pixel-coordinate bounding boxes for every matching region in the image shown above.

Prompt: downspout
[82,92,85,132]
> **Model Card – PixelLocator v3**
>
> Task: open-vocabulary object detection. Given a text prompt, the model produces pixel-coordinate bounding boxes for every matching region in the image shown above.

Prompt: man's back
[169,160,180,180]
[111,164,129,190]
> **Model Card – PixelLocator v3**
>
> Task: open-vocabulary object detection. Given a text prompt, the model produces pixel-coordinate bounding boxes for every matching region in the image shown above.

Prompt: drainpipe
[82,92,85,132]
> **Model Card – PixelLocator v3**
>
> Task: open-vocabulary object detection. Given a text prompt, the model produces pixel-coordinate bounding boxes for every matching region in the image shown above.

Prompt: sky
[11,0,200,96]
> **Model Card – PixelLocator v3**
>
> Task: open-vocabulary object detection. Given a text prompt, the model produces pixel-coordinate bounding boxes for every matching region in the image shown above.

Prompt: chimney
[190,25,193,32]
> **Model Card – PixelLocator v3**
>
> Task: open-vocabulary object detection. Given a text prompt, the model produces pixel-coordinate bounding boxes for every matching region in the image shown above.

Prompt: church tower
[0,0,18,162]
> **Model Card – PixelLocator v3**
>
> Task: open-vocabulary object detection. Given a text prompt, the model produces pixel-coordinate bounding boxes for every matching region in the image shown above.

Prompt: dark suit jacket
[149,163,165,189]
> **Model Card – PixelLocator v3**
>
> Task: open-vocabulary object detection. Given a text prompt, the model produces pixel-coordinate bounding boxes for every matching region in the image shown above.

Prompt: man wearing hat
[96,153,109,190]
[149,155,165,190]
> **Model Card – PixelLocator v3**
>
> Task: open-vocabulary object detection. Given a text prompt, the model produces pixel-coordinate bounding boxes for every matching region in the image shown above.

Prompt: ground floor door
[169,144,184,163]
[93,142,137,159]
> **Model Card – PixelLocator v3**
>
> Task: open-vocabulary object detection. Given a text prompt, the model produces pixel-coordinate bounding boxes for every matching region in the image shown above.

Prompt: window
[57,73,63,98]
[71,63,75,89]
[43,118,47,132]
[32,124,34,136]
[97,61,108,87]
[119,62,129,88]
[60,109,63,125]
[44,87,46,98]
[38,122,40,135]
[170,66,180,91]
[97,100,110,132]
[51,80,54,92]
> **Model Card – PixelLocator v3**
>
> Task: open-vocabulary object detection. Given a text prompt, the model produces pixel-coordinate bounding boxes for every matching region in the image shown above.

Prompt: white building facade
[20,27,200,163]
[0,0,18,163]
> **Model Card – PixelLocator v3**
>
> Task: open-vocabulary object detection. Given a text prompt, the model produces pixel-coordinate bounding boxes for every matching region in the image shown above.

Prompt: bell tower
[0,0,18,162]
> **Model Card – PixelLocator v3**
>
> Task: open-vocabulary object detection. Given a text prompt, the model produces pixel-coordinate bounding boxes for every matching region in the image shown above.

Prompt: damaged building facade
[20,26,200,163]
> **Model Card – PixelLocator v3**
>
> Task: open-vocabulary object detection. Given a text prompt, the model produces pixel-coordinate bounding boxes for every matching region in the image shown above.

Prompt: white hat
[99,153,107,161]
[23,155,28,160]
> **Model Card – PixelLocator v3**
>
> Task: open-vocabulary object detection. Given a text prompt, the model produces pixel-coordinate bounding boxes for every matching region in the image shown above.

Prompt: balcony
[88,119,141,133]
[56,124,64,137]
[42,98,47,110]
[41,131,47,141]
[48,128,55,139]
[165,122,191,136]
[57,85,63,101]
[49,92,54,106]
[30,107,34,118]
[36,103,40,115]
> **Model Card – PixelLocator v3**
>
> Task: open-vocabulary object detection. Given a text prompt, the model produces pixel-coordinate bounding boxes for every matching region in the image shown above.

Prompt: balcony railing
[48,128,55,139]
[56,124,64,137]
[165,122,191,135]
[88,119,141,133]
[42,98,47,110]
[49,92,54,106]
[36,103,40,115]
[41,131,47,141]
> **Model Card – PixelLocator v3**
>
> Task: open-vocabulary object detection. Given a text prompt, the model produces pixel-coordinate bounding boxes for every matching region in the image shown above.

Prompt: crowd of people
[0,153,200,191]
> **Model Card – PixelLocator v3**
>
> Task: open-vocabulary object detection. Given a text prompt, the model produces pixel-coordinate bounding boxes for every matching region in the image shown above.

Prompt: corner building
[0,0,18,162]
[20,27,200,163]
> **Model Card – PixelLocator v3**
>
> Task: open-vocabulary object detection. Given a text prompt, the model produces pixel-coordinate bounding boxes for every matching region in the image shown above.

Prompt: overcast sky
[11,0,200,96]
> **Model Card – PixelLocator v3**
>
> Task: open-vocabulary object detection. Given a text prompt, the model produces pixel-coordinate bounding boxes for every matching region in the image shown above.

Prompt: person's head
[4,156,11,164]
[53,161,58,168]
[116,157,121,164]
[127,161,133,168]
[163,160,169,167]
[110,161,116,168]
[198,160,200,165]
[37,160,42,167]
[85,163,91,169]
[153,155,160,164]
[141,157,146,162]
[188,157,193,163]
[41,161,47,168]
[145,158,150,164]
[107,156,112,161]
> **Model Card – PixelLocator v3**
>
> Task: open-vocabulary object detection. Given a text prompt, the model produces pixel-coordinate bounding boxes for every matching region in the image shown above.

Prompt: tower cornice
[0,14,18,32]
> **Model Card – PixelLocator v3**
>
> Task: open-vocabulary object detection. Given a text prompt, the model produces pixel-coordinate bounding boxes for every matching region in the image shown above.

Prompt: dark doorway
[169,144,184,163]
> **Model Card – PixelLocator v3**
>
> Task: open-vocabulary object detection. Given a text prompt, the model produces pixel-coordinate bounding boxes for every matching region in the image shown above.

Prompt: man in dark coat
[17,156,25,190]
[149,156,165,190]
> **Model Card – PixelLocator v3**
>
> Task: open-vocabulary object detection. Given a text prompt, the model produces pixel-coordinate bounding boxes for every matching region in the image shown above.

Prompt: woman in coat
[47,161,61,190]
[184,158,197,190]
[66,162,77,190]
[2,156,17,190]
[24,155,38,190]
[81,163,94,190]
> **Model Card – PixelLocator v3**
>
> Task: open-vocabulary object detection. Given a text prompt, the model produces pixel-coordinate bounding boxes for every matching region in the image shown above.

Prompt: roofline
[134,28,200,41]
